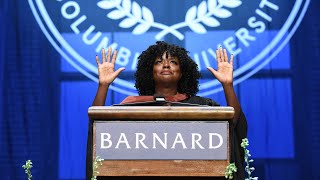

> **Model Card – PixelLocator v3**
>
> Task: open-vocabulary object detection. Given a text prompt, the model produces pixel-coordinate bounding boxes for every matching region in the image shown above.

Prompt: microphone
[153,95,166,102]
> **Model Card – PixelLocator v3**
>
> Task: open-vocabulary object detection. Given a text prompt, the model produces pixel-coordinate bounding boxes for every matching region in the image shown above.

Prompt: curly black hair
[135,41,201,96]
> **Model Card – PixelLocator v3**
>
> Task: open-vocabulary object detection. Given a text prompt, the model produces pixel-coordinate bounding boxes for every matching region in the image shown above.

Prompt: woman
[90,41,247,180]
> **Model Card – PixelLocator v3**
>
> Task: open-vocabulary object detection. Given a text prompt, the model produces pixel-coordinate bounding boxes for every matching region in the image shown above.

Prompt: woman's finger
[107,47,112,62]
[219,47,225,62]
[223,49,228,62]
[216,49,221,63]
[102,48,106,62]
[114,67,126,76]
[207,67,218,78]
[111,50,117,64]
[230,54,234,66]
[95,55,100,65]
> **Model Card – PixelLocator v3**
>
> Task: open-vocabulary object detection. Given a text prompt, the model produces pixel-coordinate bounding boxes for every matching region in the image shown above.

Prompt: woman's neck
[154,86,178,97]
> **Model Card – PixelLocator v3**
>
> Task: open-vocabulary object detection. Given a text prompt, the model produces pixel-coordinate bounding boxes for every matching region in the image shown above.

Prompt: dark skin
[92,48,125,106]
[153,53,182,97]
[93,47,241,123]
[207,47,241,124]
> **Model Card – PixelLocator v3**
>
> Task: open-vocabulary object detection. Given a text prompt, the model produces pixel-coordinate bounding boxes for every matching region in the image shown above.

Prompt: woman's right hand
[96,48,125,86]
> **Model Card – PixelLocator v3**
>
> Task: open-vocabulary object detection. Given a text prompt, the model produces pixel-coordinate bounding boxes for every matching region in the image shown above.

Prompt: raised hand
[207,47,234,85]
[96,48,125,86]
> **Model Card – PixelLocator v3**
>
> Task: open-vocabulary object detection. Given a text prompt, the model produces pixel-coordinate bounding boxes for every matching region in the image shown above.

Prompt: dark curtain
[0,0,60,179]
[291,0,320,179]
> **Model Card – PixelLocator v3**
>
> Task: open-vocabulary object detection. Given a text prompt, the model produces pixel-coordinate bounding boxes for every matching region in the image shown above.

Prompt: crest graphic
[98,0,241,40]
[28,0,310,96]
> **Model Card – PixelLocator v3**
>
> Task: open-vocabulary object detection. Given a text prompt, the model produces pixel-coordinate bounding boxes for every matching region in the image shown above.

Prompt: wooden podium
[88,106,234,178]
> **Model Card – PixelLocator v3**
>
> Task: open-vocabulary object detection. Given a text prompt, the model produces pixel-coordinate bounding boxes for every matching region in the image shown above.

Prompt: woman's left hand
[207,47,234,85]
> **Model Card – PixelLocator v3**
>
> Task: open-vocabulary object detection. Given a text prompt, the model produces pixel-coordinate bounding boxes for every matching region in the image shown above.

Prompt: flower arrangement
[91,156,104,180]
[225,162,237,179]
[22,157,105,180]
[22,160,33,180]
[23,139,258,179]
[241,138,258,180]
[225,138,258,180]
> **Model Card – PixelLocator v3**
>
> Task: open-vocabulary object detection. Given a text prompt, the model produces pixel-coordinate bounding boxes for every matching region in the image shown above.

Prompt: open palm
[207,48,234,85]
[96,48,125,85]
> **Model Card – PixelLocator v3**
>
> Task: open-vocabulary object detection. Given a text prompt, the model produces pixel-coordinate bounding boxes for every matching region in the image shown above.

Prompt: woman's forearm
[222,83,241,124]
[92,84,109,106]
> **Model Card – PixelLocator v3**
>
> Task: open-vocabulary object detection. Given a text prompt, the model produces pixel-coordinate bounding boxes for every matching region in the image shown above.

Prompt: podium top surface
[88,106,234,120]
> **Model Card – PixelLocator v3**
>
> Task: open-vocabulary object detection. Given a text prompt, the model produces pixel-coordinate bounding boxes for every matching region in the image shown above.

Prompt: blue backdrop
[0,0,319,179]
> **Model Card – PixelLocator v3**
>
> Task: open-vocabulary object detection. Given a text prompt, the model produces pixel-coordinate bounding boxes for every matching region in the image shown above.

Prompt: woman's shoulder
[181,96,220,106]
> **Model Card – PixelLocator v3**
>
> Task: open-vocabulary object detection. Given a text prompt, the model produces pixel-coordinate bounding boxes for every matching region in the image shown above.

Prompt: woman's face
[153,52,182,86]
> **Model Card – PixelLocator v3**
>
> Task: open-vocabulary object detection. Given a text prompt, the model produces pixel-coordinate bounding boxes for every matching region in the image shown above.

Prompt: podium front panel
[89,106,233,177]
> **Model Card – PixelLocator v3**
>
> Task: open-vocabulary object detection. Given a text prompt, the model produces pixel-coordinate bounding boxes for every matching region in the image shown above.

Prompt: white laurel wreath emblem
[97,0,242,40]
